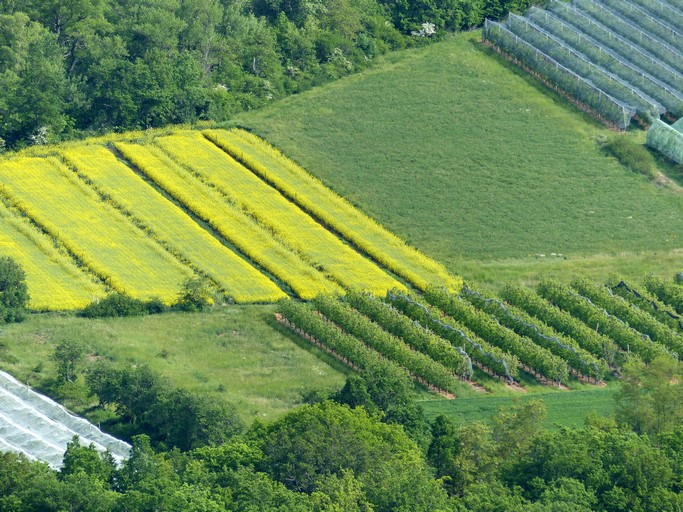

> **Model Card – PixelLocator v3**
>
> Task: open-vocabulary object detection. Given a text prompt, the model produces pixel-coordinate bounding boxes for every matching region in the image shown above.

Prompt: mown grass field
[421,386,617,429]
[235,31,683,286]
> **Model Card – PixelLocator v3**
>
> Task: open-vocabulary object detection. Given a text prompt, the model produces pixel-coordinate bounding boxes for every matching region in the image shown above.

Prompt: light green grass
[0,306,347,423]
[235,31,683,285]
[421,386,617,429]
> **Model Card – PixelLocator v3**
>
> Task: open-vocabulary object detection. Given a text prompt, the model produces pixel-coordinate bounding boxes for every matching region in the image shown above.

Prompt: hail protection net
[483,19,636,128]
[525,7,683,115]
[483,0,683,127]
[570,0,683,73]
[0,371,131,468]
[546,0,683,91]
[647,119,683,164]
[598,0,683,53]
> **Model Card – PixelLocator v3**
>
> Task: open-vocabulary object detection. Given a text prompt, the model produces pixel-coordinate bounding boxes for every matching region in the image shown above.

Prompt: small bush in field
[0,256,29,323]
[79,292,166,318]
[602,136,658,179]
[175,278,213,312]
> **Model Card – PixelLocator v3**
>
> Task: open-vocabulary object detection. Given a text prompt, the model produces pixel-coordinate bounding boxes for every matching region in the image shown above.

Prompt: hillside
[0,30,680,425]
[0,129,459,310]
[236,31,683,285]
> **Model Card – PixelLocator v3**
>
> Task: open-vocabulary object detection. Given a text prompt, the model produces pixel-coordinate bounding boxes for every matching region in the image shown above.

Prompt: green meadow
[0,306,346,423]
[235,31,683,286]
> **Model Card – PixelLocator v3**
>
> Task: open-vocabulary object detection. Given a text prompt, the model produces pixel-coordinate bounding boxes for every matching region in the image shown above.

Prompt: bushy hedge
[79,293,166,318]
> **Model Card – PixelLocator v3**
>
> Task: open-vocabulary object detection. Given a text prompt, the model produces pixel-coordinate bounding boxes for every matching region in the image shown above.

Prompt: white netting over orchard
[483,0,683,128]
[647,119,683,164]
[0,371,130,468]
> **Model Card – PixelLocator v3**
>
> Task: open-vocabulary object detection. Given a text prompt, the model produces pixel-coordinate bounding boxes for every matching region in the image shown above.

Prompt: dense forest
[0,0,541,149]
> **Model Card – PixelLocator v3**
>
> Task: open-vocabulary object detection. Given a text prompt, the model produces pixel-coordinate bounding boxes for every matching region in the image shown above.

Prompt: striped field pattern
[0,202,105,310]
[155,132,405,296]
[115,141,340,300]
[61,145,285,303]
[0,157,192,303]
[0,129,462,309]
[204,129,463,293]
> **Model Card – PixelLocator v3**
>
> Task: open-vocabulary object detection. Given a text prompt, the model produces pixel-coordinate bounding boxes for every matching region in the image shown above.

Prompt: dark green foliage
[174,277,212,312]
[258,401,453,511]
[0,256,29,322]
[0,0,546,148]
[614,356,683,437]
[602,136,659,179]
[377,0,544,33]
[60,436,116,484]
[334,365,431,448]
[85,362,244,450]
[53,339,86,383]
[79,292,166,318]
[9,385,683,511]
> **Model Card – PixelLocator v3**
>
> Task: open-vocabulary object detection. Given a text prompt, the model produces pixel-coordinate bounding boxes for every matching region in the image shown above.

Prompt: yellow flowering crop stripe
[115,142,340,300]
[61,145,285,303]
[205,129,463,293]
[0,202,106,310]
[156,132,405,297]
[0,157,193,303]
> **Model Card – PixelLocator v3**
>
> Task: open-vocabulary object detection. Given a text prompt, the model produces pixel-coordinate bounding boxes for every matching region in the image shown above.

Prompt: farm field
[0,157,193,303]
[61,145,286,303]
[1,29,683,432]
[279,272,683,396]
[421,386,618,429]
[0,202,105,310]
[0,129,458,309]
[235,31,683,286]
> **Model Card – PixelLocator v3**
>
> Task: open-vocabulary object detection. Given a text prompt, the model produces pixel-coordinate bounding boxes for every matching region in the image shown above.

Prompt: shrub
[80,292,153,318]
[602,136,658,178]
[175,278,213,312]
[0,256,29,323]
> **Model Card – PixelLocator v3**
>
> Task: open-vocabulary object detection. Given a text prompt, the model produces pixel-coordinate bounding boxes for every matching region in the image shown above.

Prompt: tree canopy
[0,0,541,149]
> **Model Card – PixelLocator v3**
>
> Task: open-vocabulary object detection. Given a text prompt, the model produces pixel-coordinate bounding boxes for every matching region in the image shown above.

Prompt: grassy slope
[235,31,683,286]
[0,306,346,423]
[4,32,675,428]
[421,386,617,429]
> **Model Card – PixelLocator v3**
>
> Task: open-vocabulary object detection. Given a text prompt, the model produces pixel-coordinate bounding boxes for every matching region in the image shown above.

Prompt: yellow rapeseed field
[0,127,461,310]
[205,128,463,293]
[115,141,340,300]
[61,145,286,303]
[0,157,193,303]
[156,132,405,296]
[0,202,106,310]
